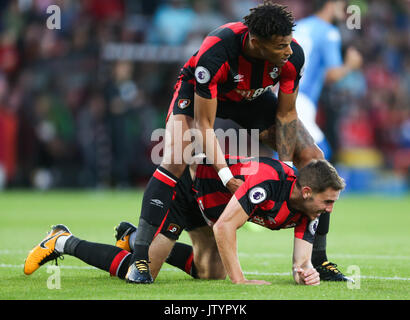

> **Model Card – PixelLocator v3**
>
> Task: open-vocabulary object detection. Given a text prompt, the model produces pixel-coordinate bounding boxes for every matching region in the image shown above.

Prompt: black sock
[311,237,328,267]
[312,212,330,266]
[132,166,179,262]
[64,236,131,279]
[166,242,198,279]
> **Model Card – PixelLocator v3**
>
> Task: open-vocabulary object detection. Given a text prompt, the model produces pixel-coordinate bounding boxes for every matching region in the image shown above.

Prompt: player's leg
[23,223,181,280]
[127,113,195,283]
[187,225,226,280]
[291,108,352,281]
[24,224,133,279]
[127,79,196,284]
[115,221,199,279]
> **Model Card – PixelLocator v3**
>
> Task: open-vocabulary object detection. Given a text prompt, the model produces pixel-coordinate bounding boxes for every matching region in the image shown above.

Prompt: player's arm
[194,93,243,193]
[325,46,363,83]
[321,27,362,83]
[292,237,320,285]
[275,87,299,163]
[276,41,305,164]
[212,195,270,285]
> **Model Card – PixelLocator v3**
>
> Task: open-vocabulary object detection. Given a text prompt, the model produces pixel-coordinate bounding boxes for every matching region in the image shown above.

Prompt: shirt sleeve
[294,216,318,244]
[193,37,229,99]
[235,177,272,216]
[279,40,305,94]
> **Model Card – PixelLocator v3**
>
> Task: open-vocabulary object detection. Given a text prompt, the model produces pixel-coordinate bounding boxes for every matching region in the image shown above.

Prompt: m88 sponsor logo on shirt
[234,84,275,100]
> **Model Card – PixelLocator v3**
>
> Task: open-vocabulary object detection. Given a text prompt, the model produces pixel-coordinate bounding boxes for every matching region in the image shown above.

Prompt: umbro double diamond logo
[150,199,164,208]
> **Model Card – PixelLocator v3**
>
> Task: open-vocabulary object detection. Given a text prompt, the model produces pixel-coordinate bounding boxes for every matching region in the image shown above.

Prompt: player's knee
[197,264,226,280]
[195,251,226,280]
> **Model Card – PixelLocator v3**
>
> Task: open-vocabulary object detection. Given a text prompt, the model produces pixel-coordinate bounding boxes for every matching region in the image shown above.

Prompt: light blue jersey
[293,16,343,105]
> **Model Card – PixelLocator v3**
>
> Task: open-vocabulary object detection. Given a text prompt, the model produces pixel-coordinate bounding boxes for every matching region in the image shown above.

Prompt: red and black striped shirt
[180,22,305,102]
[194,156,317,243]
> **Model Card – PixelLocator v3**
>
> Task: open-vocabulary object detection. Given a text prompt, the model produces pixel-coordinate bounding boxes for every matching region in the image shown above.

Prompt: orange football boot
[114,221,136,252]
[24,224,71,275]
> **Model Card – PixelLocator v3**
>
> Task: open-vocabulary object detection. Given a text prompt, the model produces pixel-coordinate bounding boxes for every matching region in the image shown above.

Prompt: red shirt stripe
[153,169,177,187]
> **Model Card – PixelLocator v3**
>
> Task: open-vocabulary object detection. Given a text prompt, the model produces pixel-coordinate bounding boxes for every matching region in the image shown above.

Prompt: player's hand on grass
[295,267,320,286]
[226,178,244,194]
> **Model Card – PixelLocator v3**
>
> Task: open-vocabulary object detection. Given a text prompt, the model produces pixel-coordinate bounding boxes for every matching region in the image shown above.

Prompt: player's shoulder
[208,21,248,39]
[197,22,245,61]
[325,24,341,42]
[288,39,305,68]
[255,157,296,179]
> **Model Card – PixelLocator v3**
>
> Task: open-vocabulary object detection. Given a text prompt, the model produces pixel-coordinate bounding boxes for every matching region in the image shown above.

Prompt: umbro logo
[234,74,244,82]
[150,199,164,208]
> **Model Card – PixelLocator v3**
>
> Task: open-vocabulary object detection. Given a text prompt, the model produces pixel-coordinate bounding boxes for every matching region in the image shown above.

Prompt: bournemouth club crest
[269,67,279,79]
[178,99,191,109]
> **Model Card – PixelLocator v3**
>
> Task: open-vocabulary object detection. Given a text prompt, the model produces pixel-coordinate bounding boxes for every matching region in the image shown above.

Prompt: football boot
[24,224,71,275]
[316,261,354,282]
[114,221,137,252]
[125,259,153,284]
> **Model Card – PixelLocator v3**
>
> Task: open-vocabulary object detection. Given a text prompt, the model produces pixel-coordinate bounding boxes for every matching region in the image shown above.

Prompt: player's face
[254,34,293,67]
[332,0,347,22]
[303,187,340,220]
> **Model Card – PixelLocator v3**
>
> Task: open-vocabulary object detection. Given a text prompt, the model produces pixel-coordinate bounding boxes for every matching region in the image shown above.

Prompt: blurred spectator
[0,0,406,189]
[76,91,111,188]
[0,73,18,188]
[147,0,197,46]
[105,61,157,187]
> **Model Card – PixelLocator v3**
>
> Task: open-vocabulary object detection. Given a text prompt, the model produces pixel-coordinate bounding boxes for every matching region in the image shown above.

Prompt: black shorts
[169,80,279,133]
[159,167,207,241]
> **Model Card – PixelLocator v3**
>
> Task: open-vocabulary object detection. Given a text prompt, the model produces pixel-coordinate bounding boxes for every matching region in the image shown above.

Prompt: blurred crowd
[0,0,408,190]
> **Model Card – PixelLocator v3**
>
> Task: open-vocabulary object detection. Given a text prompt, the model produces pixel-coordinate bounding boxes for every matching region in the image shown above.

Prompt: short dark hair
[314,0,346,11]
[296,159,346,193]
[243,1,296,39]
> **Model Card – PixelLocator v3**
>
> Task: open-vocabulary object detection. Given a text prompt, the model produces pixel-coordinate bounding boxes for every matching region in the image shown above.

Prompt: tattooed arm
[275,87,299,161]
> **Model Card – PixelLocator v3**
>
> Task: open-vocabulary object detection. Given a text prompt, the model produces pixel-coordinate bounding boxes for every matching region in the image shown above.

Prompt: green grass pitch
[1,190,409,300]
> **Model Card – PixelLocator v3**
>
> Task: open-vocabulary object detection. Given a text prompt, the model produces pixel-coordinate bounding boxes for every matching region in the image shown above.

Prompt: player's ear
[249,34,262,50]
[301,186,312,200]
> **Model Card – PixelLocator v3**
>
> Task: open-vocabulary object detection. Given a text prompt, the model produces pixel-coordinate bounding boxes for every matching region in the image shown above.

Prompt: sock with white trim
[54,235,71,254]
[131,166,179,262]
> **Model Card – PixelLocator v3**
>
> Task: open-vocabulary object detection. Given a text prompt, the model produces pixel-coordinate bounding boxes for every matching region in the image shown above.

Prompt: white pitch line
[238,252,410,260]
[3,250,410,261]
[242,271,410,281]
[0,263,96,270]
[2,264,408,281]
